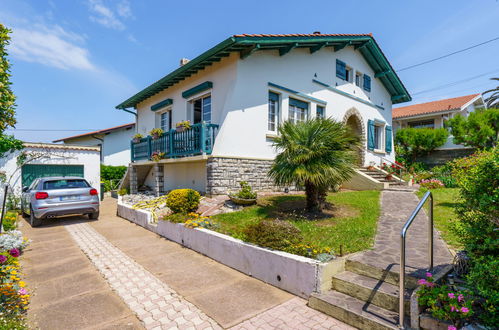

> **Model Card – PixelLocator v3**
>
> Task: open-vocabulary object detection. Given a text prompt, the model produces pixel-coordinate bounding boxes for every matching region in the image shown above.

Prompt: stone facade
[207,157,289,195]
[130,165,138,194]
[153,163,164,196]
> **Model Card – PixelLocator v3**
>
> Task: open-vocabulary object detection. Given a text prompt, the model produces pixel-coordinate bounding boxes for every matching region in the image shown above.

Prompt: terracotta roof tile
[393,94,480,119]
[53,123,135,142]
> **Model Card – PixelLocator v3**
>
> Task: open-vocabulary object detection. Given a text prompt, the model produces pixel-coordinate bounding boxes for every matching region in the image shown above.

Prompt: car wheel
[89,211,99,220]
[29,206,42,227]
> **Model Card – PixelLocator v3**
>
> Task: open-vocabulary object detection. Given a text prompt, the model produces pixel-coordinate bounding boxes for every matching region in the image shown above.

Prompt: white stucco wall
[0,144,101,197]
[59,126,134,166]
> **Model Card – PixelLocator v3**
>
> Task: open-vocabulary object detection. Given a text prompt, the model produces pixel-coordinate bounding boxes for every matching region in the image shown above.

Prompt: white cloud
[87,0,133,30]
[10,25,94,71]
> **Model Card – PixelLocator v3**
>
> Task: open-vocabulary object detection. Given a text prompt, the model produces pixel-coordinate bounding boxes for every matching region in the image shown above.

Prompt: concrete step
[332,271,411,314]
[309,290,401,330]
[346,259,420,290]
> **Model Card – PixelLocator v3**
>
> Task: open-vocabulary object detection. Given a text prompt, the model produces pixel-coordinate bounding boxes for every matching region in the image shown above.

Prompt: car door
[22,178,39,214]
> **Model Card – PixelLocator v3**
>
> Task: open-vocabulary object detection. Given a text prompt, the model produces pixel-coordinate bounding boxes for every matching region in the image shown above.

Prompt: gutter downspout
[119,108,138,133]
[92,135,104,163]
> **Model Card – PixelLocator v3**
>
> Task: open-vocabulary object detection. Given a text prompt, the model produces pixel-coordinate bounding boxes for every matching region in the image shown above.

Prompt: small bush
[420,179,444,189]
[101,164,127,181]
[234,181,257,199]
[2,211,17,231]
[244,220,302,251]
[117,188,128,196]
[166,189,201,214]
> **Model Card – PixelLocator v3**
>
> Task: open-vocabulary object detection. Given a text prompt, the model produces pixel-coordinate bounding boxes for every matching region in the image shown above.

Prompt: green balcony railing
[131,123,219,162]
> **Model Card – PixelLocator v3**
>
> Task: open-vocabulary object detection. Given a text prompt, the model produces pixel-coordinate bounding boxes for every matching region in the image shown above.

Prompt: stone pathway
[65,222,220,330]
[229,297,355,330]
[348,190,453,278]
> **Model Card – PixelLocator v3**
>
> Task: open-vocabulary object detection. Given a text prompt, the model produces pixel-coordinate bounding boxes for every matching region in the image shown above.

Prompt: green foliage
[269,118,360,212]
[446,108,499,149]
[117,188,128,196]
[451,149,498,326]
[417,273,474,328]
[166,189,201,214]
[0,135,22,158]
[0,24,16,133]
[101,165,127,181]
[483,78,499,108]
[149,128,164,138]
[5,194,20,212]
[0,314,27,330]
[2,211,17,231]
[244,220,303,251]
[395,127,448,164]
[431,164,457,188]
[234,181,257,199]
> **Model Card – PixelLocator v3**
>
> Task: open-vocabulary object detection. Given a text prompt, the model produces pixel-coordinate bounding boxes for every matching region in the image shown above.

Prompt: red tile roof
[393,94,480,119]
[53,123,135,142]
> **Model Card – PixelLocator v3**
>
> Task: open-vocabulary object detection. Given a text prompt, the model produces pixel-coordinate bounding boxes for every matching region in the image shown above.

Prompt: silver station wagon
[21,176,100,227]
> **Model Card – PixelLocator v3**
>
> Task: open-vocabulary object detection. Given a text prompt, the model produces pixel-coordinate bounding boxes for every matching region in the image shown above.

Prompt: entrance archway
[343,108,365,166]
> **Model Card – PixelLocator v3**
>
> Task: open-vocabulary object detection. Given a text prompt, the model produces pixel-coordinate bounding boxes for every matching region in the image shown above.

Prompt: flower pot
[132,138,141,143]
[151,134,161,140]
[229,195,257,206]
[176,126,186,133]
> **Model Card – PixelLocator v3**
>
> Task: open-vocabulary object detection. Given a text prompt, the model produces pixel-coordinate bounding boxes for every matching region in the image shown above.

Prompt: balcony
[131,123,219,162]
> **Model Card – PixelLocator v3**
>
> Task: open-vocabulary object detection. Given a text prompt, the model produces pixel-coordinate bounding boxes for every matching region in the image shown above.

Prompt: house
[53,123,135,166]
[393,94,485,150]
[116,33,411,195]
[0,143,101,197]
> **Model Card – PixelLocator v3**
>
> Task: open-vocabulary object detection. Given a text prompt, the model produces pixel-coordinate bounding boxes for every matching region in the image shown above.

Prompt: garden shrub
[2,211,17,231]
[101,165,127,192]
[166,189,201,214]
[431,163,458,188]
[244,220,302,251]
[234,181,257,199]
[117,188,128,196]
[451,148,499,326]
[0,231,30,251]
[419,179,444,189]
[395,127,448,164]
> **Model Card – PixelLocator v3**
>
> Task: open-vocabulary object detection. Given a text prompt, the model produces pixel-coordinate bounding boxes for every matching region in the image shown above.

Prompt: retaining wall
[117,198,344,298]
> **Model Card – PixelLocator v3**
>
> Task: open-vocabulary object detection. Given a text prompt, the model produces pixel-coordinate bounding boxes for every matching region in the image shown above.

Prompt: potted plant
[132,133,143,143]
[151,151,165,162]
[149,128,164,140]
[175,120,191,132]
[229,181,257,205]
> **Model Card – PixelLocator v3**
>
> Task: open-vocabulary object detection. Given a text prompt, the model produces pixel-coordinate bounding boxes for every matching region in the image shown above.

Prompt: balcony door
[191,94,211,124]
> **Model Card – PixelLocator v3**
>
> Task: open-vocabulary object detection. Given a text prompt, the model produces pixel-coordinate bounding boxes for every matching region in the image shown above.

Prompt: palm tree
[484,78,499,108]
[269,118,361,213]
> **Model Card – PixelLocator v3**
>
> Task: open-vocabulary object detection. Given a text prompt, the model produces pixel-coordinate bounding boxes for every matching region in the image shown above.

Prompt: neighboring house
[0,143,101,197]
[53,123,135,166]
[116,33,411,195]
[393,94,485,149]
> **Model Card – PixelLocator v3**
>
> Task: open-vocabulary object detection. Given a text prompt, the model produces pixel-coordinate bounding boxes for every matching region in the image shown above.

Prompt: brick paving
[229,297,355,330]
[65,222,221,330]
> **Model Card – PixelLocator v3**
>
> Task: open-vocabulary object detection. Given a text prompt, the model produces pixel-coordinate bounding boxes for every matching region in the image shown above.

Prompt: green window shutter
[289,98,308,109]
[385,125,392,153]
[336,59,346,80]
[182,81,213,99]
[367,120,375,150]
[363,74,371,92]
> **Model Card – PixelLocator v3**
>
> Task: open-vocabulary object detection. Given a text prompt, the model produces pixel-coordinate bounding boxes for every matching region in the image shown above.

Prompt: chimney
[313,31,321,35]
[180,58,190,66]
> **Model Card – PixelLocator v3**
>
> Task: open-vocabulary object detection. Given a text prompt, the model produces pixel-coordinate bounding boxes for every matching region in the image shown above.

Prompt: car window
[42,179,89,190]
[28,179,39,191]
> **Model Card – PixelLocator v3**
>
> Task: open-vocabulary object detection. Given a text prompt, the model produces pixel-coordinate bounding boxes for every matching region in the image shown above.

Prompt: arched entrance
[343,108,365,166]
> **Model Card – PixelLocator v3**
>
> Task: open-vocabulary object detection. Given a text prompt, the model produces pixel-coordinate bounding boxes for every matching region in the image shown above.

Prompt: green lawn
[212,190,381,255]
[416,188,462,249]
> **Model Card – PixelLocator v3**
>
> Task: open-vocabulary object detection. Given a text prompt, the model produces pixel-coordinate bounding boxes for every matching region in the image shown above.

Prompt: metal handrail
[399,190,434,328]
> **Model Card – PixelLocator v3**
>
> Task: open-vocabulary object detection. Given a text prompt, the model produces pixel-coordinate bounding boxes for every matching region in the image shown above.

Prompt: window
[160,111,172,131]
[408,119,434,129]
[363,74,371,92]
[316,105,325,119]
[42,179,89,190]
[288,98,308,124]
[355,72,362,87]
[373,125,382,150]
[192,95,211,124]
[268,92,280,131]
[336,59,346,80]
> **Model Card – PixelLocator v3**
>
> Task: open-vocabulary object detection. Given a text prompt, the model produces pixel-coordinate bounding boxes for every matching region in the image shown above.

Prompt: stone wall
[416,148,475,167]
[207,157,289,195]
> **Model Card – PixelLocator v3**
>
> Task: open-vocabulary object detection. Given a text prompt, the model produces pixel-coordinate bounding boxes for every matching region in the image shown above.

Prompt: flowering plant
[132,133,143,143]
[0,250,29,316]
[417,273,473,329]
[183,213,218,230]
[150,151,165,162]
[285,243,334,261]
[420,179,444,189]
[0,231,30,252]
[149,128,164,140]
[175,120,191,129]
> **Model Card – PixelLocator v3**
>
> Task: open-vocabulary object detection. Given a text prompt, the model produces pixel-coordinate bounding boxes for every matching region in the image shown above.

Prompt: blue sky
[2,0,499,142]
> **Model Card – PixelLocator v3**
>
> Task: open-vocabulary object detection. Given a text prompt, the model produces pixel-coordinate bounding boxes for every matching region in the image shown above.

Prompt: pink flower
[0,255,6,264]
[458,294,464,302]
[8,248,20,258]
[427,282,435,287]
[448,326,457,330]
[418,279,427,285]
[450,306,458,312]
[448,293,455,299]
[18,288,27,295]
[461,307,469,313]
[426,272,433,278]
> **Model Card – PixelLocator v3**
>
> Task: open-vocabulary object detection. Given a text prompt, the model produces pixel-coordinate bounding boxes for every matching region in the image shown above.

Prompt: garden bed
[117,196,346,298]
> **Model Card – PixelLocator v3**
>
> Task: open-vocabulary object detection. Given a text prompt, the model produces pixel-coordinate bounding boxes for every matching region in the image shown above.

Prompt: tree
[394,127,448,164]
[0,24,22,155]
[269,118,360,212]
[445,108,499,149]
[483,77,499,109]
